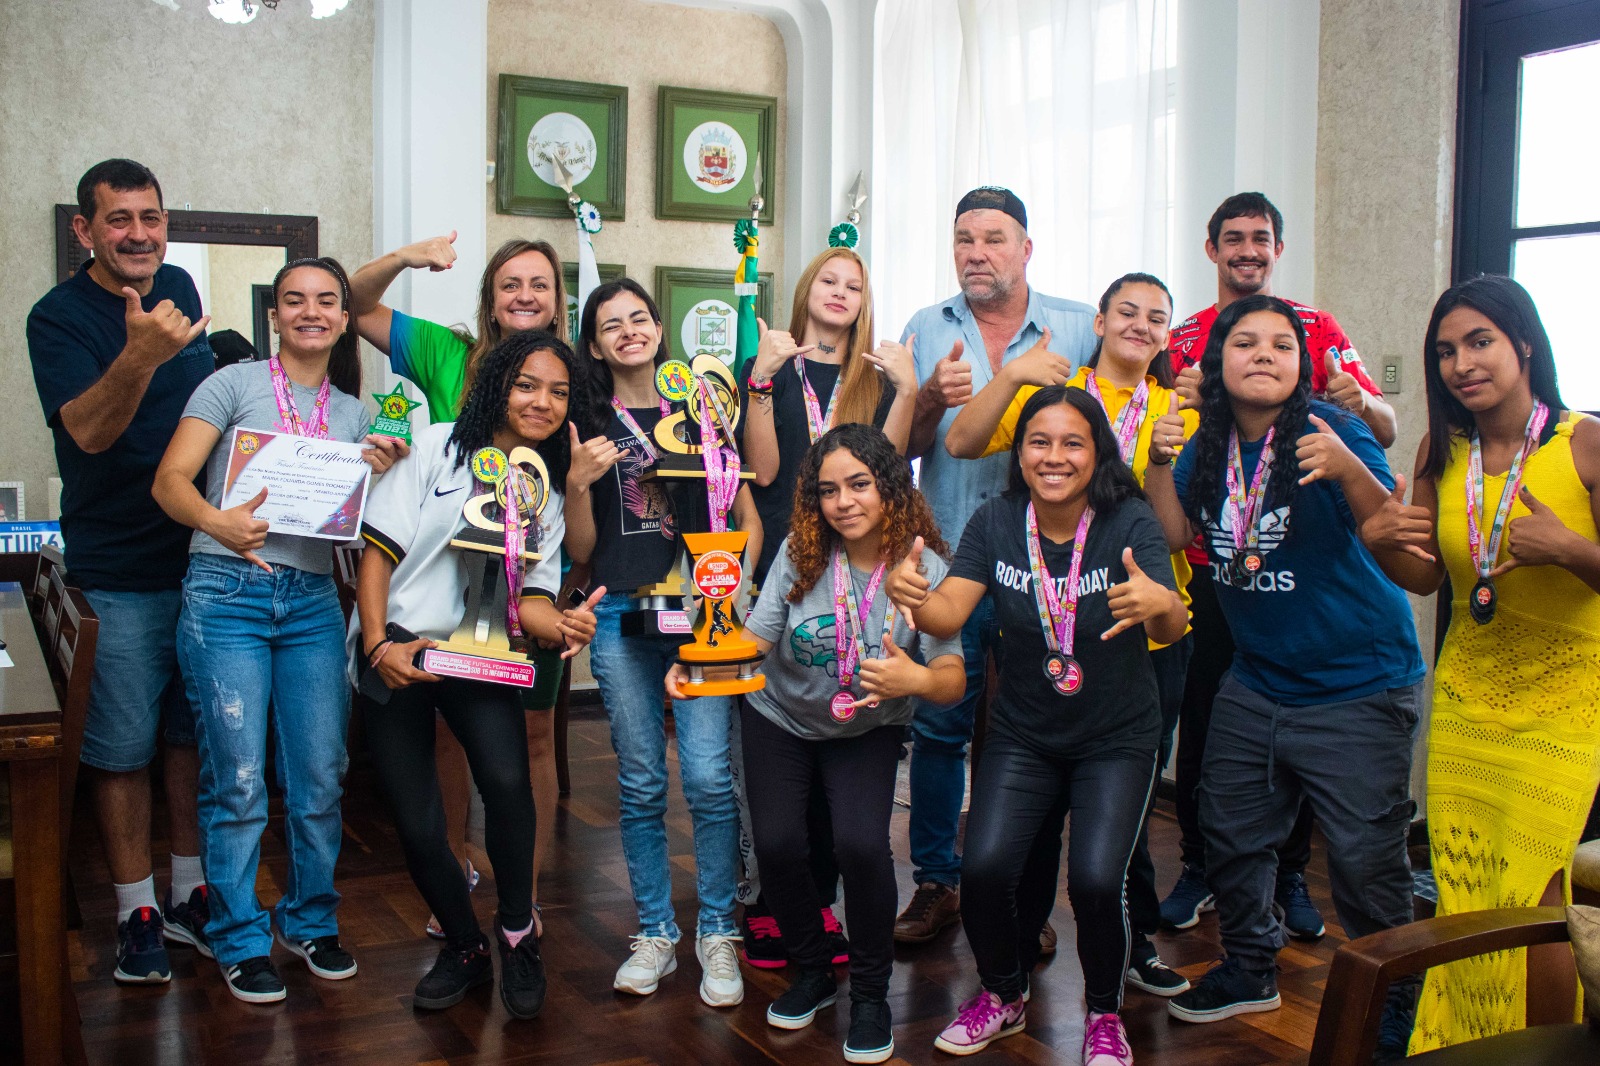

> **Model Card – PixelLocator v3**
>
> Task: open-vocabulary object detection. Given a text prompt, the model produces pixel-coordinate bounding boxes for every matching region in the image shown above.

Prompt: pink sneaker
[821,906,850,965]
[1083,1010,1134,1066]
[933,989,1026,1055]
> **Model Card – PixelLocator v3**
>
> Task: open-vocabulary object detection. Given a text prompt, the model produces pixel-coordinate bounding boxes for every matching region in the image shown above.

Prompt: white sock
[169,854,206,904]
[114,876,159,925]
[501,920,534,949]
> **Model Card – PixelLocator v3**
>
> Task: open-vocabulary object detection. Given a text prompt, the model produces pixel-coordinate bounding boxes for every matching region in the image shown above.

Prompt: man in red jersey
[1158,192,1395,946]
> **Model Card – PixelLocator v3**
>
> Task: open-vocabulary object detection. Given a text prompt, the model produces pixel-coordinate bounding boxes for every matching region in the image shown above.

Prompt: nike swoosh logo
[433,486,465,498]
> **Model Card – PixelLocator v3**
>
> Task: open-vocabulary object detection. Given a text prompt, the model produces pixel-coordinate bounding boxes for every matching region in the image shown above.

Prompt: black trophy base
[449,524,540,561]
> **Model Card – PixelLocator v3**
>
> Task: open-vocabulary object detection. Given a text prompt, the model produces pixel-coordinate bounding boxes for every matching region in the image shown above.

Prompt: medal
[1082,368,1150,466]
[696,378,741,532]
[829,690,857,723]
[268,355,332,439]
[470,447,508,484]
[1225,426,1277,582]
[655,360,694,404]
[831,549,892,718]
[1026,501,1094,699]
[1464,401,1547,626]
[610,396,670,463]
[796,352,843,444]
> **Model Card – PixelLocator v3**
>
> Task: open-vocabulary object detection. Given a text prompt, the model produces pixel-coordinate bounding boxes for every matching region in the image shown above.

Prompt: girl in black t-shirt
[886,385,1185,1062]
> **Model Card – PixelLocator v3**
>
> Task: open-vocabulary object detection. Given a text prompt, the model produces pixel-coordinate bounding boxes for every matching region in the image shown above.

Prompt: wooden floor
[61,708,1358,1065]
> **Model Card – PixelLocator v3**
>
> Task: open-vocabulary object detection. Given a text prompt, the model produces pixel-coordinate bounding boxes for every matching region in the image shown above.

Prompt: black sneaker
[414,936,493,1010]
[821,906,850,965]
[496,921,547,1020]
[1167,957,1279,1023]
[274,931,357,980]
[162,885,214,960]
[843,997,894,1064]
[1374,973,1422,1062]
[766,966,838,1030]
[223,955,286,1004]
[1126,938,1191,997]
[114,906,172,984]
[1274,872,1326,940]
[741,901,786,969]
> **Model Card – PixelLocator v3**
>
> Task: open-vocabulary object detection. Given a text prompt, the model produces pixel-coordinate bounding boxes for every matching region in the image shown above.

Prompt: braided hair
[447,329,575,489]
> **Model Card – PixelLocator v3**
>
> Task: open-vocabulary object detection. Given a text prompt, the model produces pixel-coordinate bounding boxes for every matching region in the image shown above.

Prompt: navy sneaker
[275,931,357,980]
[766,966,838,1030]
[1159,864,1215,930]
[1374,973,1422,1061]
[223,955,286,1004]
[1274,872,1326,940]
[1126,938,1191,997]
[413,937,493,1010]
[1168,957,1280,1023]
[114,906,172,984]
[162,885,213,959]
[843,997,894,1064]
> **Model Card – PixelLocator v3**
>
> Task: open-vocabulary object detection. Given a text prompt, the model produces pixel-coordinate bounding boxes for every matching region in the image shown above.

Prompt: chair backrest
[333,543,363,621]
[29,545,64,611]
[50,588,98,852]
[38,564,67,655]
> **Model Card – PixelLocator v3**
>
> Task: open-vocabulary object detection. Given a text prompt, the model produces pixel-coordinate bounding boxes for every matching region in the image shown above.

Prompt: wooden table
[0,581,66,1066]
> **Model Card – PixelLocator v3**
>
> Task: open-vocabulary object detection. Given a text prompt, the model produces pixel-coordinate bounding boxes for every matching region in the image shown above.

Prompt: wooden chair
[46,588,97,842]
[1309,906,1600,1065]
[36,566,67,656]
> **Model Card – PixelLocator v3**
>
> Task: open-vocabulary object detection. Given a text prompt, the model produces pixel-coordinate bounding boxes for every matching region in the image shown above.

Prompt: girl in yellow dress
[1360,274,1600,1051]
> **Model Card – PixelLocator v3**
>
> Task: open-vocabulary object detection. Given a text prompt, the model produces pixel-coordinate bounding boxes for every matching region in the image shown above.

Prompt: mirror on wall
[55,206,317,362]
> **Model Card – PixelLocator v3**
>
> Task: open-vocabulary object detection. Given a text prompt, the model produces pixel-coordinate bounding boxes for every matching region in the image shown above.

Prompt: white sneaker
[613,934,677,995]
[695,933,745,1007]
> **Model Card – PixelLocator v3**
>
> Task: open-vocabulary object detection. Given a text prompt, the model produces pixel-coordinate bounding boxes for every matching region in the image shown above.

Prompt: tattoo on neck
[816,342,837,355]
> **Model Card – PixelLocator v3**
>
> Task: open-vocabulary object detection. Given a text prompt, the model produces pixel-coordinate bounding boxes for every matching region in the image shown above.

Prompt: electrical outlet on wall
[1382,359,1401,390]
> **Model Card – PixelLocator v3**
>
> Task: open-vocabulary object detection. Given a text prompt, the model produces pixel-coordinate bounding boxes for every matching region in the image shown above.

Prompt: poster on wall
[496,74,628,220]
[0,482,23,523]
[562,261,627,342]
[655,87,777,223]
[654,267,773,369]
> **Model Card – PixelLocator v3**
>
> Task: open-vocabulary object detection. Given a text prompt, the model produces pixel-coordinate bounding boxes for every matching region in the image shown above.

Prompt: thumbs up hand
[557,585,607,659]
[1490,486,1580,577]
[1102,546,1169,640]
[1149,393,1188,467]
[1322,349,1368,416]
[1175,363,1203,411]
[921,339,973,409]
[207,487,273,572]
[397,231,458,272]
[1004,328,1072,389]
[857,631,921,705]
[884,535,930,629]
[1358,474,1437,563]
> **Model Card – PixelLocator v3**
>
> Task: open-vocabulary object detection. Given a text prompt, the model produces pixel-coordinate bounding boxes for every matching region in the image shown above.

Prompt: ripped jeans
[178,553,350,967]
[1200,673,1422,971]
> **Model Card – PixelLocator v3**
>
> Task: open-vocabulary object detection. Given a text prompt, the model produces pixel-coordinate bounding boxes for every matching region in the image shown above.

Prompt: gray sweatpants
[1200,673,1422,970]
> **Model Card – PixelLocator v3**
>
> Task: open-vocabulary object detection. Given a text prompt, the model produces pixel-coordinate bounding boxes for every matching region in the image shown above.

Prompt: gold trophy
[636,354,765,696]
[419,445,549,688]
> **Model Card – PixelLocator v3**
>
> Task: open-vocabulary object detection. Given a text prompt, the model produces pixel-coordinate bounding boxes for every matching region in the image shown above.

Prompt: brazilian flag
[733,218,759,378]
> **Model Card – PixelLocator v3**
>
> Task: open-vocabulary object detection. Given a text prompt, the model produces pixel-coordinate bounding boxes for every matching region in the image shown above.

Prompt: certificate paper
[220,428,371,540]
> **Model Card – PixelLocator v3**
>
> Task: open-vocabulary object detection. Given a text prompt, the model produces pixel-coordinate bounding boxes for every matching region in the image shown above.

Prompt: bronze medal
[1469,577,1497,625]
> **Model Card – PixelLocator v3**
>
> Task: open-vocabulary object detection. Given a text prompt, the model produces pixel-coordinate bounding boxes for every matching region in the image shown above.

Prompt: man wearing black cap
[893,187,1097,943]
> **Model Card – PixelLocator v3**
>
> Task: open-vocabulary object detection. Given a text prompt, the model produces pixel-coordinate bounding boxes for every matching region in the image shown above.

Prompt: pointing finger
[1487,556,1520,579]
[241,549,273,575]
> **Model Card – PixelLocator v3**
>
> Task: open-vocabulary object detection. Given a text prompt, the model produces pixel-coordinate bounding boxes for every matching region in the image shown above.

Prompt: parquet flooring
[61,707,1355,1065]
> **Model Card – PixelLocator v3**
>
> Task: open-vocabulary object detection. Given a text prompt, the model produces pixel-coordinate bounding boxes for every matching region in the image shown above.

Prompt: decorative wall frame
[0,482,24,523]
[654,267,774,369]
[562,261,626,341]
[496,74,628,220]
[655,86,776,223]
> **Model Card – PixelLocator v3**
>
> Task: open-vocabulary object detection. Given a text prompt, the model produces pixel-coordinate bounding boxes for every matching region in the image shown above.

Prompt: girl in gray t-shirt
[667,424,963,1062]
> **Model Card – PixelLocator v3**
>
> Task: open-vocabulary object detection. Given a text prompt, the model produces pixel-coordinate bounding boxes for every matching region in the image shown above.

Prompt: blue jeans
[908,593,999,886]
[79,587,195,771]
[177,554,350,967]
[589,592,739,940]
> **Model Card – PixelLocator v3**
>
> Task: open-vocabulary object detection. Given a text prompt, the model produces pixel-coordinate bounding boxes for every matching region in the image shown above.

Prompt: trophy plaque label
[421,648,536,688]
[693,550,743,600]
[369,382,421,444]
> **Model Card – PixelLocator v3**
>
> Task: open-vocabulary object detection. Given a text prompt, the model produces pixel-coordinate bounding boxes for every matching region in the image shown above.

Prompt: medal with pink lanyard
[796,353,843,444]
[828,549,894,722]
[500,464,541,639]
[268,355,331,439]
[1225,426,1276,582]
[1082,368,1149,466]
[697,378,740,531]
[1025,502,1093,696]
[1465,400,1548,625]
[609,395,670,463]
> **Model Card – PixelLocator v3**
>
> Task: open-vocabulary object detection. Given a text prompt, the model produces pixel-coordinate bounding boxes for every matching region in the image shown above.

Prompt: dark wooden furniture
[1310,905,1600,1065]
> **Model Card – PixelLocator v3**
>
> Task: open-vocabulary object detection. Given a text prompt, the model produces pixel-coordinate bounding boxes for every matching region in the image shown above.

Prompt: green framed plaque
[562,261,626,342]
[655,86,777,224]
[655,266,774,370]
[496,74,628,220]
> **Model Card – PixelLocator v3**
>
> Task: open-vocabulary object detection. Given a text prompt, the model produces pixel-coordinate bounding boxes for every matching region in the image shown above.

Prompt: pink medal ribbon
[796,353,842,444]
[1464,400,1548,623]
[697,378,740,532]
[1083,369,1150,466]
[499,466,545,640]
[268,356,331,439]
[829,550,891,722]
[1025,502,1093,696]
[1224,426,1277,575]
[610,396,670,463]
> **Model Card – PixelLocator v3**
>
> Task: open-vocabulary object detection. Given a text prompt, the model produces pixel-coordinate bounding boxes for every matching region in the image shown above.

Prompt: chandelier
[148,0,352,22]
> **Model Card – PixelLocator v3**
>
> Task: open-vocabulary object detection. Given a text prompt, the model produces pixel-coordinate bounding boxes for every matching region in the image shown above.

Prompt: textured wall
[0,0,374,518]
[482,0,788,338]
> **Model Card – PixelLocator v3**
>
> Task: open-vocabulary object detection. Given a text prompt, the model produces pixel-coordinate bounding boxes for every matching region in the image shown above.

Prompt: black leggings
[739,703,901,1002]
[961,731,1156,1012]
[359,679,534,949]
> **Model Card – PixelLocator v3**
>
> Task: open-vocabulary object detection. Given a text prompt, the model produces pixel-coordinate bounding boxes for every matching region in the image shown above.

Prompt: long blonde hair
[785,247,882,428]
[452,239,567,410]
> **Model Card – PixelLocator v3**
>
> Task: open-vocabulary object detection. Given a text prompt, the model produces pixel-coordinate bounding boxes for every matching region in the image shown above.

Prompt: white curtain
[871,0,1174,338]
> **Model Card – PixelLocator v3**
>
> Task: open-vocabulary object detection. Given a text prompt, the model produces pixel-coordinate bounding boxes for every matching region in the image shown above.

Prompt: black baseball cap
[955,187,1027,231]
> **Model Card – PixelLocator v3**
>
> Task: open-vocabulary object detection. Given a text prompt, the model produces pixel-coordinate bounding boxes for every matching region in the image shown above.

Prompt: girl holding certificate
[666,423,963,1064]
[152,258,404,1004]
[352,328,600,1020]
[887,386,1185,1063]
[1357,275,1600,1051]
[565,278,760,1010]
[1142,295,1424,1052]
[349,234,569,941]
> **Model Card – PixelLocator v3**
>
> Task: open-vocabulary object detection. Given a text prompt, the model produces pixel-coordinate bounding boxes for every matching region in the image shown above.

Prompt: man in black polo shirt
[27,159,214,985]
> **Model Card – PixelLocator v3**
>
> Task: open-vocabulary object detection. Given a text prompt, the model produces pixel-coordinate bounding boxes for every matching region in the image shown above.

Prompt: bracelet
[366,639,393,666]
[1148,453,1173,467]
[746,374,774,394]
